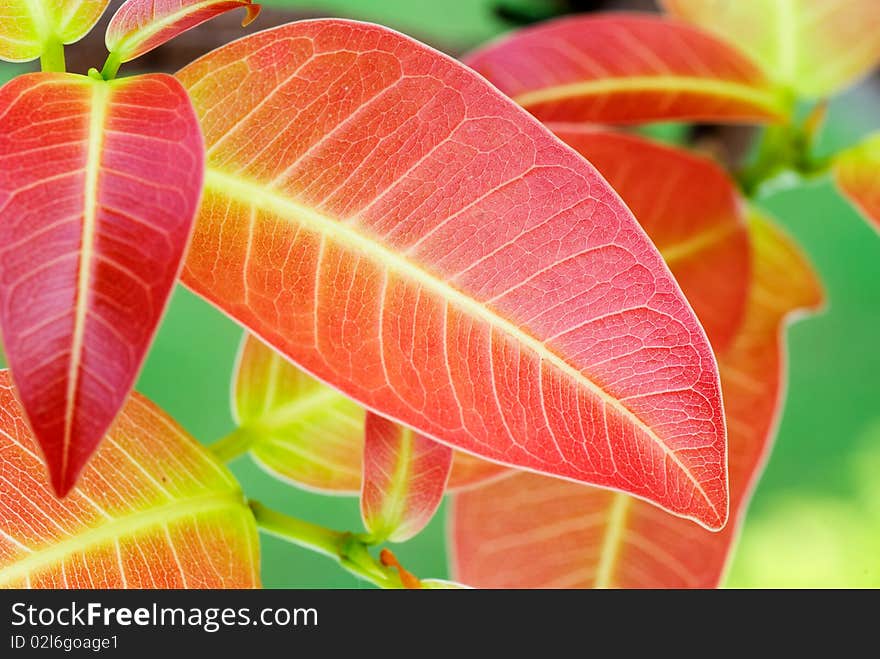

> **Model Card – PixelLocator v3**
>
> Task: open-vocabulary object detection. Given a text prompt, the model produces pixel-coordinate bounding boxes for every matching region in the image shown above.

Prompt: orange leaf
[834,132,880,232]
[0,371,259,589]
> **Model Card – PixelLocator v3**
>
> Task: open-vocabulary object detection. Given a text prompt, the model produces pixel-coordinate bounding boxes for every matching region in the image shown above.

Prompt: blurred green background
[1,0,879,588]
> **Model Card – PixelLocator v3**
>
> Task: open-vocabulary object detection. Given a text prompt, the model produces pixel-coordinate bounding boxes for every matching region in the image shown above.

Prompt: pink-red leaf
[233,333,509,494]
[178,20,729,529]
[663,0,880,98]
[0,1,110,62]
[553,129,750,351]
[463,13,787,125]
[106,0,261,63]
[0,371,259,588]
[450,212,824,588]
[833,132,880,232]
[361,413,452,543]
[0,73,204,495]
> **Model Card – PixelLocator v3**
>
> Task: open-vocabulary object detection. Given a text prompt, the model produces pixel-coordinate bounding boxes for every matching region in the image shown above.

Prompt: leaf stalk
[248,501,406,588]
[40,39,66,73]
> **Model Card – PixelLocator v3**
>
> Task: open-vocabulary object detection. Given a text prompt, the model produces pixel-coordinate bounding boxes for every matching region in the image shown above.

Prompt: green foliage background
[1,0,878,587]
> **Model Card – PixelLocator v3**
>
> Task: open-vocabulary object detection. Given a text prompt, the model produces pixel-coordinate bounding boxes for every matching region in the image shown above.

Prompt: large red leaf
[0,73,204,495]
[553,129,750,351]
[361,412,452,543]
[833,132,880,232]
[462,13,786,125]
[106,0,261,64]
[232,333,509,493]
[662,0,880,98]
[0,371,259,588]
[178,20,729,529]
[450,212,824,588]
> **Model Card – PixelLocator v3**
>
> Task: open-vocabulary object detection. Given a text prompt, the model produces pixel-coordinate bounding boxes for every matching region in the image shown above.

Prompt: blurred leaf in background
[727,422,880,587]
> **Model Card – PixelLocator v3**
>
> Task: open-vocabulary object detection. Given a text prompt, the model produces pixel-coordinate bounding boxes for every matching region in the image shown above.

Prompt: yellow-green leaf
[663,0,880,97]
[0,1,109,62]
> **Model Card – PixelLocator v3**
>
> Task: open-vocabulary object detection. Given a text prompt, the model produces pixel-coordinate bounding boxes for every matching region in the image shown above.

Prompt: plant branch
[736,102,834,197]
[248,501,406,589]
[100,52,123,81]
[40,39,65,73]
[210,427,256,463]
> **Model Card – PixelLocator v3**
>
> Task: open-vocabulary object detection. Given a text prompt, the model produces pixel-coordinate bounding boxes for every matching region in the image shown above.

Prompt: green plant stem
[40,39,65,73]
[100,52,123,81]
[248,501,404,589]
[736,103,834,198]
[209,427,256,462]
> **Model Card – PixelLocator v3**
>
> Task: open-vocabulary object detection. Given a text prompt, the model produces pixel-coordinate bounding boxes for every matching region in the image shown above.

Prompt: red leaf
[449,212,824,588]
[178,20,730,529]
[463,13,786,125]
[0,73,204,495]
[553,129,750,351]
[106,0,261,63]
[0,371,259,588]
[362,413,452,542]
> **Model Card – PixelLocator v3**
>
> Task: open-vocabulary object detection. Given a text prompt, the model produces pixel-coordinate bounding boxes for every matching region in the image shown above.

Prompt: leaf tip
[242,4,262,28]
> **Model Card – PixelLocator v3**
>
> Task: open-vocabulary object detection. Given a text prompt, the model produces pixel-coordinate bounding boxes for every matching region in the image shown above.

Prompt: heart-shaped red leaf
[0,72,204,495]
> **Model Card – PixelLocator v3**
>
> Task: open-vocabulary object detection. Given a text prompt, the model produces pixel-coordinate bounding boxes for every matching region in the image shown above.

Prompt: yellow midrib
[205,168,720,522]
[511,76,784,116]
[375,426,415,542]
[250,387,350,431]
[23,0,52,41]
[660,222,738,265]
[775,0,797,83]
[61,79,109,481]
[0,491,246,586]
[593,492,632,589]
